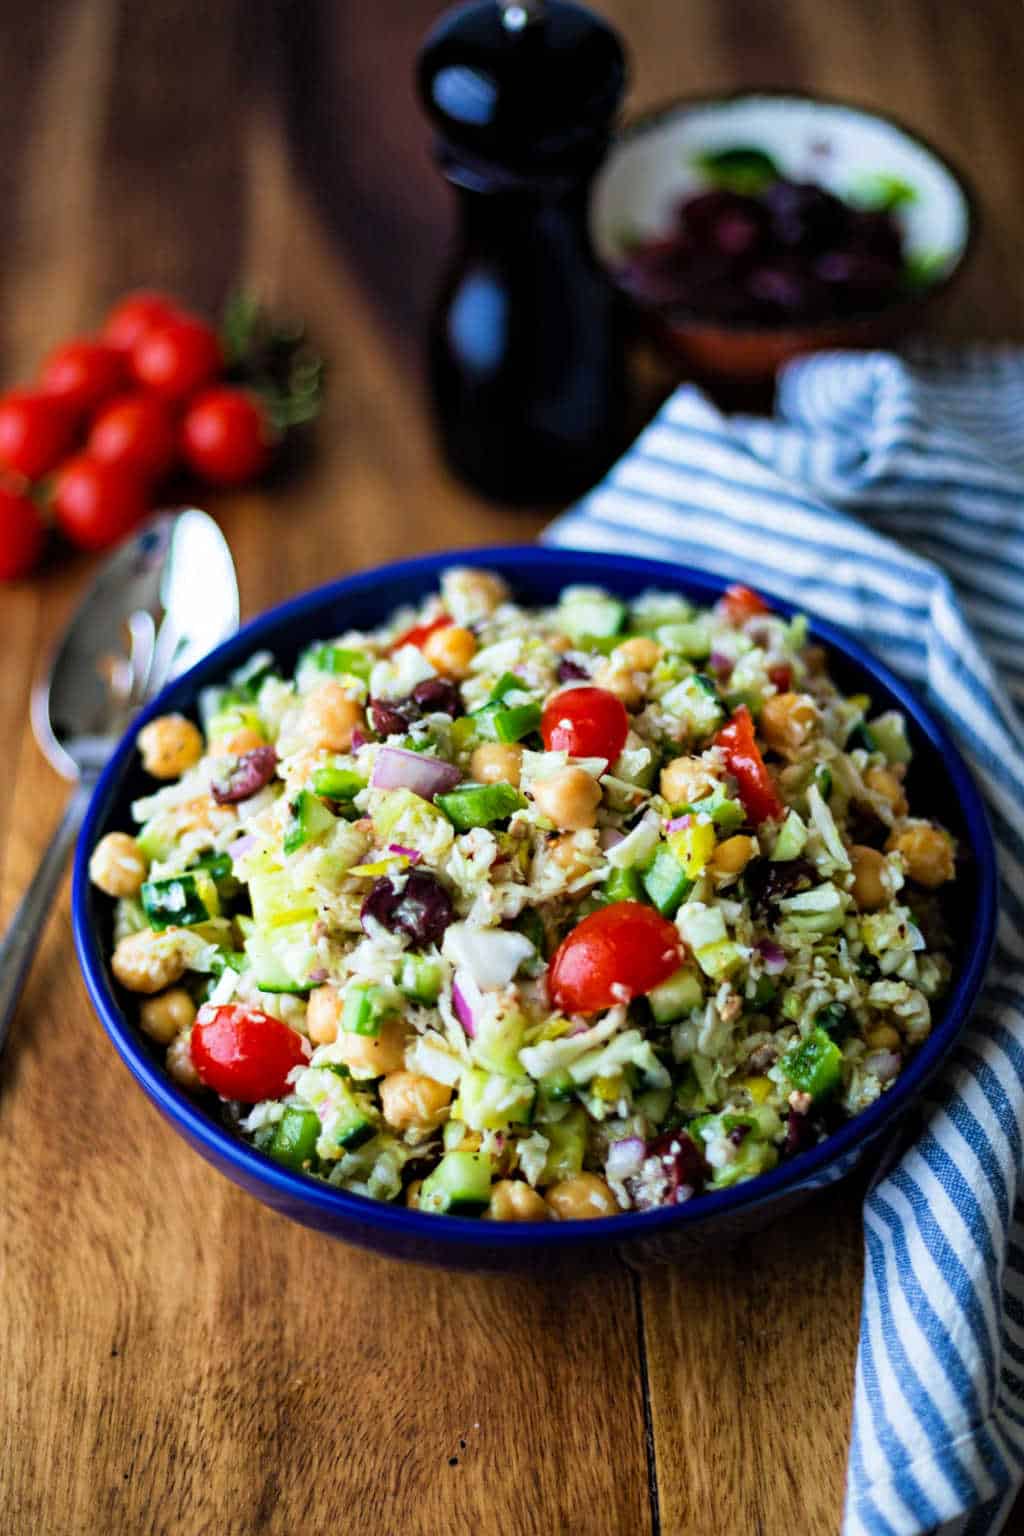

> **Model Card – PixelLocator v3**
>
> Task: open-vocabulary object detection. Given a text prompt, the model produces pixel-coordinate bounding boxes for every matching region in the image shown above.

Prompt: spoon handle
[0,781,92,1059]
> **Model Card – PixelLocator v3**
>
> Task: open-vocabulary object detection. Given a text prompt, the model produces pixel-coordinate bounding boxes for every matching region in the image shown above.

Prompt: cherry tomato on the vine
[190,1003,308,1102]
[393,614,453,652]
[181,387,274,486]
[52,454,149,551]
[88,392,178,480]
[0,390,77,481]
[540,685,629,763]
[103,290,184,354]
[721,584,771,625]
[548,902,685,1015]
[0,486,46,580]
[131,316,223,402]
[39,338,126,418]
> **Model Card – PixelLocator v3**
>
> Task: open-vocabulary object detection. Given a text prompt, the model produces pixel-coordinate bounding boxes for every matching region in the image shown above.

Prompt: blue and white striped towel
[544,349,1024,1536]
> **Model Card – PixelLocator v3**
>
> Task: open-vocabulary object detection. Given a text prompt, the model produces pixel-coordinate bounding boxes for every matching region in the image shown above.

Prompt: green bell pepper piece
[436,781,524,831]
[781,1027,843,1101]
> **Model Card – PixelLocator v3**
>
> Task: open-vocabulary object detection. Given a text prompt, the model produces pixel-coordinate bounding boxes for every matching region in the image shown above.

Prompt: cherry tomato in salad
[0,486,46,580]
[38,338,127,418]
[103,290,184,354]
[0,390,77,480]
[392,613,453,651]
[548,901,685,1015]
[52,454,149,551]
[721,583,770,624]
[181,387,274,486]
[714,705,784,825]
[540,685,629,764]
[190,1003,308,1102]
[131,315,223,402]
[88,392,178,480]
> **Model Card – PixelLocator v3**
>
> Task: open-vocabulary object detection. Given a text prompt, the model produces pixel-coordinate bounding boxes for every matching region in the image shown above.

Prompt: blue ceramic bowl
[73,546,997,1269]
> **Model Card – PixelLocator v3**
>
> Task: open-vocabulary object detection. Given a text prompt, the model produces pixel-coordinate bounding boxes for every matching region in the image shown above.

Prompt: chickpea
[760,692,819,755]
[545,1173,620,1221]
[222,727,265,756]
[300,682,363,753]
[865,1024,901,1052]
[166,1029,201,1090]
[886,824,955,888]
[548,832,595,884]
[593,659,643,709]
[139,987,196,1046]
[866,766,909,818]
[89,832,147,897]
[306,984,343,1045]
[711,834,758,875]
[531,767,602,831]
[379,1071,452,1131]
[547,633,572,654]
[422,624,477,679]
[442,566,508,622]
[338,1015,410,1079]
[850,845,890,911]
[612,635,662,672]
[488,1180,549,1222]
[659,755,714,807]
[405,1179,423,1210]
[470,741,523,788]
[137,714,204,780]
[112,928,190,994]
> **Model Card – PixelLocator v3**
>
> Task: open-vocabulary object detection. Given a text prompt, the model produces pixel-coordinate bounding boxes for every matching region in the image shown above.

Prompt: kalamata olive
[211,746,277,804]
[360,869,454,947]
[743,856,816,918]
[783,1108,818,1159]
[557,657,589,683]
[410,677,462,717]
[642,1130,708,1206]
[368,699,410,737]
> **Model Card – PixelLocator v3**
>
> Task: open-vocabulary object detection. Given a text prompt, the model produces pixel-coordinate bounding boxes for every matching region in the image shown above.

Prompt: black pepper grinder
[417,0,628,504]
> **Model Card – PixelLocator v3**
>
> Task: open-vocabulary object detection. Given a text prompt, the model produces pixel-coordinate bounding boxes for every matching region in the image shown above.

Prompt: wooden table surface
[2,3,1022,1532]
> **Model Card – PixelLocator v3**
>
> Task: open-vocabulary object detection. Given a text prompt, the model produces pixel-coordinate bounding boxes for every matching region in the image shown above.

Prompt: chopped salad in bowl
[88,566,959,1224]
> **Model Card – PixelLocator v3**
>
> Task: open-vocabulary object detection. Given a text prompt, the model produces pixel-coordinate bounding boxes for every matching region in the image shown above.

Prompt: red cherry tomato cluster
[0,289,292,581]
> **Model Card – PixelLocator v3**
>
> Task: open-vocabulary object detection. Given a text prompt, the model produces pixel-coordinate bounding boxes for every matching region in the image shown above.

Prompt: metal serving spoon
[0,509,239,1055]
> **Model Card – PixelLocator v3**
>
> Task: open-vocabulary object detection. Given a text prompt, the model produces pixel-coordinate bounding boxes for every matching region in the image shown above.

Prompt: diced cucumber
[656,619,712,659]
[420,1150,492,1216]
[779,882,846,933]
[677,904,727,951]
[557,591,626,642]
[710,1137,779,1188]
[772,809,808,861]
[317,1082,376,1154]
[244,921,318,993]
[141,873,215,930]
[694,939,745,979]
[681,786,745,831]
[341,981,399,1038]
[207,702,264,745]
[459,1067,536,1131]
[642,845,693,917]
[135,817,176,863]
[268,1107,319,1171]
[283,790,336,854]
[398,953,443,1004]
[471,1007,525,1077]
[540,1107,587,1184]
[660,674,725,737]
[435,781,524,831]
[648,965,704,1023]
[870,711,913,765]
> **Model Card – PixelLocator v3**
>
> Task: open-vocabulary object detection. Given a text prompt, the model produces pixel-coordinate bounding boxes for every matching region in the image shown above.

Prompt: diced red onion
[567,1021,590,1038]
[370,745,461,799]
[228,833,257,861]
[388,843,422,864]
[451,969,480,1037]
[665,815,692,834]
[709,650,734,679]
[756,938,788,975]
[351,728,367,751]
[606,1137,646,1180]
[600,827,626,850]
[866,1049,901,1084]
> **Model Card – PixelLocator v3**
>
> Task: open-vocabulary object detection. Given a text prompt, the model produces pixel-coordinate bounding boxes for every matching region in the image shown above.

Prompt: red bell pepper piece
[714,705,784,825]
[721,583,770,624]
[392,614,452,652]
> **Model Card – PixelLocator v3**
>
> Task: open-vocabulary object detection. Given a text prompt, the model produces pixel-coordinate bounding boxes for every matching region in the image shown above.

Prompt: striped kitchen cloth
[544,348,1024,1536]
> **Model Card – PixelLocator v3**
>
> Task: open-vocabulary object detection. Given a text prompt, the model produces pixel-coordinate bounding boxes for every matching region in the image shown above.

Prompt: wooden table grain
[2,4,1022,1533]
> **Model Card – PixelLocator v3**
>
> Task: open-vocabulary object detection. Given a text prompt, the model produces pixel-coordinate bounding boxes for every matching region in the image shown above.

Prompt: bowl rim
[72,544,998,1252]
[597,85,980,338]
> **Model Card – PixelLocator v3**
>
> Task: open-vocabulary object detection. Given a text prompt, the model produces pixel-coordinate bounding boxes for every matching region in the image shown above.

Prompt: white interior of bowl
[592,94,972,281]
